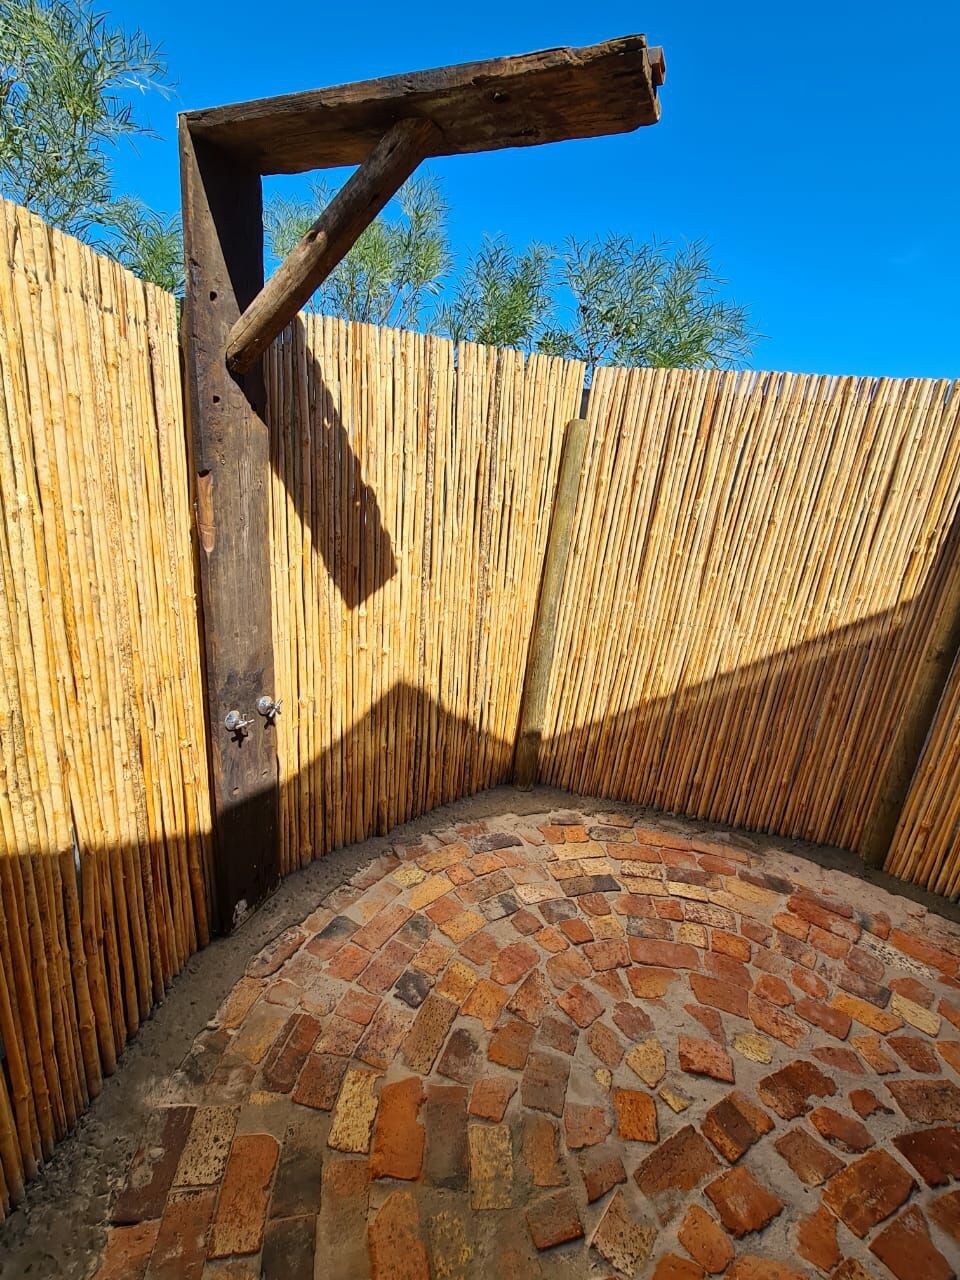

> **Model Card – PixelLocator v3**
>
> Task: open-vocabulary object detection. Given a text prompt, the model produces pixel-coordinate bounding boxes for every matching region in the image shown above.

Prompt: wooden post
[860,533,960,868]
[179,121,279,929]
[227,118,440,374]
[514,417,589,787]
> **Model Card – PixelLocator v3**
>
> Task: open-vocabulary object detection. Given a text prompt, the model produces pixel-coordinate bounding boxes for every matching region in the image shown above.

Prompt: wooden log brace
[227,117,440,375]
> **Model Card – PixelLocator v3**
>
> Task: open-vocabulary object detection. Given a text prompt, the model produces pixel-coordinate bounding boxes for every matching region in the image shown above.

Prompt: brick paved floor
[93,806,960,1279]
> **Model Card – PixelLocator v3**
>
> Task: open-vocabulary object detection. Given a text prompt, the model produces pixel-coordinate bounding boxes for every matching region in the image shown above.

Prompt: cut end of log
[647,46,666,87]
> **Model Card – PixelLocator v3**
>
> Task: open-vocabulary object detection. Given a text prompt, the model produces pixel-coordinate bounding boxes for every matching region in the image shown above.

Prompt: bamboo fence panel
[0,199,212,1209]
[887,651,960,897]
[538,367,960,859]
[265,316,583,871]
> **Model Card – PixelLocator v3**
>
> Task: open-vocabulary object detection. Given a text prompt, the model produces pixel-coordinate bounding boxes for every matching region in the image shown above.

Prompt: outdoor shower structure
[178,36,667,928]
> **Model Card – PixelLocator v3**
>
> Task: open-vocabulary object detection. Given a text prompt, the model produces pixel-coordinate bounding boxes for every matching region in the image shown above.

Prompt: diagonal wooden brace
[226,116,440,374]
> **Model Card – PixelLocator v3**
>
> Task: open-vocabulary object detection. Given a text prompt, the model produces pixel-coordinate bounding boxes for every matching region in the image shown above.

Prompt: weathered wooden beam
[179,120,279,930]
[514,418,589,787]
[182,36,663,174]
[227,117,438,376]
[860,531,960,869]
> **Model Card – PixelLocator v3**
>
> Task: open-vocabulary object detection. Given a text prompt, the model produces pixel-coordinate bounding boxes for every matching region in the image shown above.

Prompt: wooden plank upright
[179,122,279,928]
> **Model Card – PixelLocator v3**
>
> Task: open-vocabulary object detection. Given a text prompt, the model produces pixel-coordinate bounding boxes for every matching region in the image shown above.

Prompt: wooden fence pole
[179,122,279,928]
[514,417,589,788]
[860,531,960,868]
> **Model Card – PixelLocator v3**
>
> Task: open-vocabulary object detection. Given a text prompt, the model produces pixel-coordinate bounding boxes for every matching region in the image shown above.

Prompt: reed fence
[2,200,960,1207]
[887,649,960,897]
[0,200,211,1213]
[266,315,584,872]
[537,366,960,861]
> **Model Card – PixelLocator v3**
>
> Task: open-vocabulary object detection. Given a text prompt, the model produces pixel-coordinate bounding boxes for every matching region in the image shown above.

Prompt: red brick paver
[93,804,960,1277]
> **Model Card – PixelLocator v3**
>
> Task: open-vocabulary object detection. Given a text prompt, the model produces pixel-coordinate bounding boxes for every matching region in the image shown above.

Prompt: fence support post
[859,533,960,869]
[179,121,280,929]
[514,417,589,788]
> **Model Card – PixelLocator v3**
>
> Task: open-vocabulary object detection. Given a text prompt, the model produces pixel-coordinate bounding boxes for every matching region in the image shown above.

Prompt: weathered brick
[808,1105,873,1153]
[612,1088,658,1143]
[261,1215,315,1280]
[328,1068,380,1153]
[830,991,901,1034]
[261,1013,321,1093]
[850,1033,899,1073]
[773,1126,844,1186]
[371,1076,424,1180]
[634,1125,720,1199]
[793,997,850,1041]
[822,1149,916,1238]
[174,1106,237,1188]
[271,1113,325,1218]
[678,1035,734,1083]
[627,966,678,998]
[812,1045,864,1075]
[626,1037,667,1087]
[468,1122,513,1209]
[590,1188,656,1272]
[562,1103,610,1150]
[506,969,551,1025]
[469,1075,518,1122]
[94,1223,160,1280]
[424,1084,468,1189]
[748,995,806,1047]
[930,1188,960,1241]
[582,1021,622,1071]
[888,928,959,977]
[145,1188,215,1280]
[113,1106,195,1225]
[796,1205,839,1274]
[578,1146,625,1201]
[629,937,701,969]
[704,1165,784,1238]
[677,1204,734,1274]
[401,993,458,1073]
[892,1126,960,1186]
[689,973,748,1018]
[356,1004,412,1071]
[887,1079,960,1123]
[317,1158,371,1280]
[612,1000,653,1040]
[207,1133,278,1258]
[435,1026,481,1084]
[521,1051,570,1117]
[368,1190,430,1280]
[557,982,603,1027]
[526,1189,584,1250]
[758,1060,836,1119]
[888,1034,940,1073]
[869,1204,953,1280]
[701,1091,773,1163]
[849,1087,891,1118]
[460,978,509,1029]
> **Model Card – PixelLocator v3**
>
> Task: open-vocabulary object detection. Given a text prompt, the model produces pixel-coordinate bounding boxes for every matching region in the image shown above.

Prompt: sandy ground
[0,784,957,1280]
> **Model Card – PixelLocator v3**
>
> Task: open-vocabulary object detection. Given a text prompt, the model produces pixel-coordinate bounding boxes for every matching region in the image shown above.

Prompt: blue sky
[106,1,959,378]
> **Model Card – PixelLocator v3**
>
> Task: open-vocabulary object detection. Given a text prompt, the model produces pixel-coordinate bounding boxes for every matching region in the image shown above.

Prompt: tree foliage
[435,235,553,350]
[538,236,756,369]
[264,175,450,330]
[0,3,758,365]
[0,0,169,239]
[102,196,184,296]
